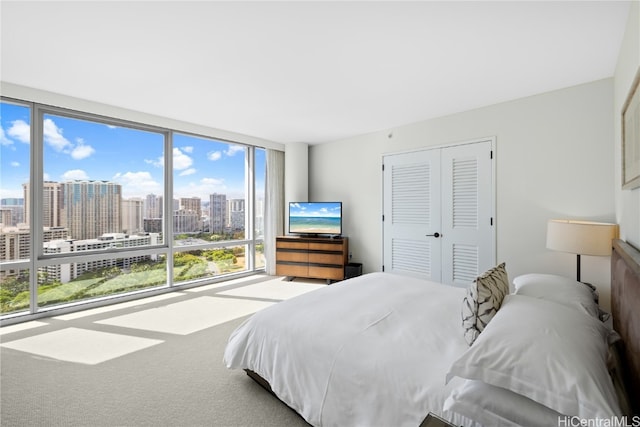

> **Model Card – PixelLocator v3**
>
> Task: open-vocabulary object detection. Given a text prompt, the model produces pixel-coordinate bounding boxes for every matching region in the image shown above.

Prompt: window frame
[0,96,266,323]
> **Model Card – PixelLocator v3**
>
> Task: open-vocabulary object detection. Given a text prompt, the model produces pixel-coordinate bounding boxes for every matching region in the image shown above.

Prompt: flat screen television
[288,202,342,236]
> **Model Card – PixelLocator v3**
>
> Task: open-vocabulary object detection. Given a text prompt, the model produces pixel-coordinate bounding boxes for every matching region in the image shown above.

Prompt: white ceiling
[0,1,631,145]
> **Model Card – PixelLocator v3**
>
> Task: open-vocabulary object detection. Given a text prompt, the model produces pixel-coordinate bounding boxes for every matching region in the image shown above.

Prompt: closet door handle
[426,232,441,238]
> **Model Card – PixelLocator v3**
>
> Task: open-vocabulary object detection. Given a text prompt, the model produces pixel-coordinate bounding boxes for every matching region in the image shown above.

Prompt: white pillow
[513,273,599,318]
[443,379,563,427]
[447,294,621,419]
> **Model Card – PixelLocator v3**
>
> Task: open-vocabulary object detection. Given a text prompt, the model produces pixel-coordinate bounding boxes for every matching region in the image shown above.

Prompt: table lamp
[546,219,619,282]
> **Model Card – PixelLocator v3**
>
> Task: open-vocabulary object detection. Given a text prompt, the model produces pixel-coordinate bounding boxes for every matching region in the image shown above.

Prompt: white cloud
[200,177,224,185]
[179,168,197,176]
[146,148,193,170]
[10,161,20,167]
[225,145,245,156]
[5,118,94,160]
[7,120,30,144]
[173,147,193,170]
[112,171,162,198]
[182,146,194,153]
[62,169,89,181]
[174,177,228,200]
[70,142,96,160]
[43,118,72,151]
[0,125,13,146]
[207,151,222,161]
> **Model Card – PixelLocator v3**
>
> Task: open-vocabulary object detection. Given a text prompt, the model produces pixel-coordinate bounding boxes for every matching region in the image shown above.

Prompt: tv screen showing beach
[289,202,342,235]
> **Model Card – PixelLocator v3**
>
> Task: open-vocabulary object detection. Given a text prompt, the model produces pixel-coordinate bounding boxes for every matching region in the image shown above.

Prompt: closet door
[382,149,442,281]
[440,141,495,287]
[383,139,495,285]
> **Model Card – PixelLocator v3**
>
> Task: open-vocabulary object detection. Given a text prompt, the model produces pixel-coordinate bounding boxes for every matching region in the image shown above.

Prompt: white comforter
[224,272,469,427]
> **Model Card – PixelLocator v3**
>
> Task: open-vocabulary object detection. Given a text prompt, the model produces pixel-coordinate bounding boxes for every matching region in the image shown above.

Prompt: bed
[224,239,640,426]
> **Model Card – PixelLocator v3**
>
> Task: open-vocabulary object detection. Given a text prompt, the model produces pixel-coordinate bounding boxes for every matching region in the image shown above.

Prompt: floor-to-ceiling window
[171,133,256,284]
[0,100,31,315]
[0,99,266,320]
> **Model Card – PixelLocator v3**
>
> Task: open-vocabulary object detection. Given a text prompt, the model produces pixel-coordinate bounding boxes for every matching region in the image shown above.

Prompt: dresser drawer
[277,251,308,263]
[308,265,344,280]
[276,240,309,250]
[309,242,343,252]
[308,252,344,265]
[276,263,308,277]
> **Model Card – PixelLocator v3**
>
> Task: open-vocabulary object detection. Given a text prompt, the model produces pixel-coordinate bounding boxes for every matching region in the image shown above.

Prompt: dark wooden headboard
[611,239,640,415]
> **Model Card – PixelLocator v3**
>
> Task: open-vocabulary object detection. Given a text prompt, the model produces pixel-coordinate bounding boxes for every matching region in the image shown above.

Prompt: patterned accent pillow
[462,263,509,345]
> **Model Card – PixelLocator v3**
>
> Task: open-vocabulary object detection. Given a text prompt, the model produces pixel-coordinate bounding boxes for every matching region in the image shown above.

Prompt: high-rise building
[62,180,121,240]
[122,198,144,234]
[0,198,23,206]
[209,193,227,234]
[255,197,264,237]
[173,209,200,233]
[144,194,163,219]
[23,181,64,228]
[0,209,12,227]
[143,218,163,233]
[0,198,25,227]
[227,198,245,231]
[179,197,201,218]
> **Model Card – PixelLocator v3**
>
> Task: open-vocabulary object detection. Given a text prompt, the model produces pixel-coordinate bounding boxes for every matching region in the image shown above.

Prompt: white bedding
[223,272,468,427]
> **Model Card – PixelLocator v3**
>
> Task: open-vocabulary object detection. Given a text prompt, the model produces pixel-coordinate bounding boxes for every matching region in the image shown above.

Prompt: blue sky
[289,202,341,218]
[1,101,265,201]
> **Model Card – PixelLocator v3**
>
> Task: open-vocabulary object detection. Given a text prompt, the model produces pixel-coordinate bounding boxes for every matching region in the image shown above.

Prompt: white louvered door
[383,149,442,281]
[383,139,495,286]
[440,141,495,287]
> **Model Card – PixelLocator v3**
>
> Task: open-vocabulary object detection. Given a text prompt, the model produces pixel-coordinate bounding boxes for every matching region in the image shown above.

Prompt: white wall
[309,79,616,308]
[284,142,309,231]
[614,1,640,248]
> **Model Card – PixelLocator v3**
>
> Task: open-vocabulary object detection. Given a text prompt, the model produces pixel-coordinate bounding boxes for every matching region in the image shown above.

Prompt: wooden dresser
[275,236,348,283]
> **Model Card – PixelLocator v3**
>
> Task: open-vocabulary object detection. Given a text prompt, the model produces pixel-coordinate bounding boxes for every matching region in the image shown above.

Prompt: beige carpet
[1,274,319,427]
[1,275,323,364]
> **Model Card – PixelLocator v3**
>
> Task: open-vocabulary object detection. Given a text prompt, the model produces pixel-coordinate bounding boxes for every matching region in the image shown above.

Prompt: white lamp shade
[546,220,619,256]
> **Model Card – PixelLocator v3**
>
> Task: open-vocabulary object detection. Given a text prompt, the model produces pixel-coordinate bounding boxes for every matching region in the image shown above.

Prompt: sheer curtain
[264,149,285,275]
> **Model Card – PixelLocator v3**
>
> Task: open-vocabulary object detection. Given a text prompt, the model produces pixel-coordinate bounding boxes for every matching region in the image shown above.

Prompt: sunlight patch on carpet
[0,327,163,365]
[0,321,48,337]
[95,296,273,335]
[217,277,325,300]
[184,274,270,293]
[53,292,185,321]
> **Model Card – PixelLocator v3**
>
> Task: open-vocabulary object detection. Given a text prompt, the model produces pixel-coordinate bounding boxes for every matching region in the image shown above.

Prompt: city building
[209,193,227,234]
[173,209,200,233]
[122,198,144,234]
[23,182,64,228]
[143,218,162,233]
[41,232,161,283]
[227,198,245,231]
[62,180,122,240]
[179,197,201,218]
[144,194,163,219]
[0,226,69,279]
[0,198,24,227]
